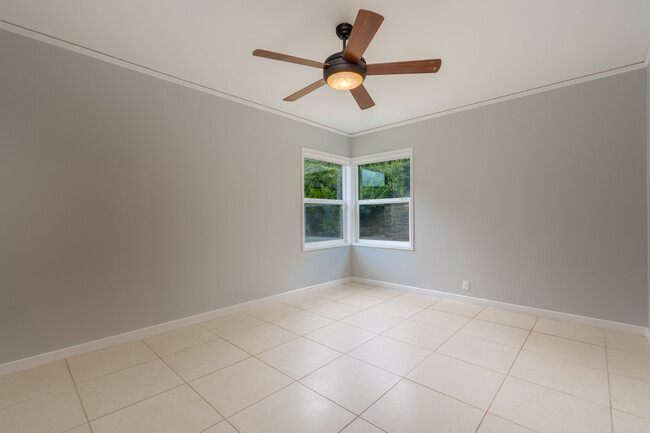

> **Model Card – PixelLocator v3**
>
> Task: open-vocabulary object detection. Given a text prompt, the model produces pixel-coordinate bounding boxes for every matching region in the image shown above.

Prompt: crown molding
[0,20,353,138]
[2,20,648,140]
[350,59,649,137]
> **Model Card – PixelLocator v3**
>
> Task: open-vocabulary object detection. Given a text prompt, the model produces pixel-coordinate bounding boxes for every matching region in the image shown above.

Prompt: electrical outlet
[462,280,470,291]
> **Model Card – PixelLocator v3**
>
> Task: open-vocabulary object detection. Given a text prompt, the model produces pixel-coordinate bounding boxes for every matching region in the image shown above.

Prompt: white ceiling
[1,1,649,135]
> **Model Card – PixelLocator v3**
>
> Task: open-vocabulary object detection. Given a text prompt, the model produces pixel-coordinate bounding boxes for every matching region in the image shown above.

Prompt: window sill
[353,240,413,251]
[303,240,350,251]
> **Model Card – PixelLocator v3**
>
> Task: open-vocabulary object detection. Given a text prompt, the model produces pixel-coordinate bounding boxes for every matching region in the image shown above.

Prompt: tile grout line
[160,344,254,384]
[605,343,614,433]
[2,344,179,430]
[303,298,531,384]
[389,309,532,415]
[155,354,235,431]
[417,317,522,376]
[66,343,158,385]
[444,326,611,376]
[365,306,477,419]
[519,342,609,373]
[342,307,424,337]
[532,330,608,348]
[159,292,383,404]
[77,337,226,431]
[301,290,443,344]
[482,413,541,433]
[199,419,242,433]
[217,368,356,428]
[606,409,650,424]
[302,297,550,417]
[300,330,377,366]
[218,327,299,354]
[192,357,297,427]
[84,382,187,425]
[270,315,338,335]
[216,288,420,430]
[351,311,467,430]
[197,295,541,432]
[335,415,388,433]
[471,315,540,433]
[474,315,538,331]
[178,290,382,425]
[509,374,614,408]
[0,367,84,412]
[299,299,399,350]
[491,367,633,429]
[252,327,348,380]
[143,335,244,432]
[217,332,301,362]
[382,306,500,415]
[141,325,222,358]
[597,350,650,382]
[220,380,297,421]
[10,285,639,433]
[343,335,434,378]
[64,358,95,433]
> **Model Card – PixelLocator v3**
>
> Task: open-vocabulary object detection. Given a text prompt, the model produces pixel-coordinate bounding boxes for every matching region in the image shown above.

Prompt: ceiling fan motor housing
[323,52,367,85]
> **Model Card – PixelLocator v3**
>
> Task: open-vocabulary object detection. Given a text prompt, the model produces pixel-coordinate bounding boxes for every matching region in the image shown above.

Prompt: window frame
[301,148,351,251]
[351,148,414,250]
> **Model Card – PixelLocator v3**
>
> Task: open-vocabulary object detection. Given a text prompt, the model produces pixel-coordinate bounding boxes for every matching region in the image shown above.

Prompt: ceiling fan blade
[283,79,326,101]
[343,10,384,63]
[350,84,375,110]
[366,59,442,75]
[253,49,329,69]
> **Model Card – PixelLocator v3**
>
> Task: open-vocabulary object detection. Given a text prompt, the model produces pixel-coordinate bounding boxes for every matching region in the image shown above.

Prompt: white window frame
[351,148,414,250]
[302,148,350,251]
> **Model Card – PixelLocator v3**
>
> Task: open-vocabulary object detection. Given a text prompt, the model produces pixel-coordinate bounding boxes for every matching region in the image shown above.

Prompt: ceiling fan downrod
[335,22,353,50]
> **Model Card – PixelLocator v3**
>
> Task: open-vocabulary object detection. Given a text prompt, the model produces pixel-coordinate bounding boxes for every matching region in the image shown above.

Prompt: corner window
[301,148,412,251]
[353,149,413,250]
[302,149,349,250]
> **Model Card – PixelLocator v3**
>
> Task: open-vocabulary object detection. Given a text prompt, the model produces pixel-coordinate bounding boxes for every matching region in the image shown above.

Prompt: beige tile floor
[2,282,650,433]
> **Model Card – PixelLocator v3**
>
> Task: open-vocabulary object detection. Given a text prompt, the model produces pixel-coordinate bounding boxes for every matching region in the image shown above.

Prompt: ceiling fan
[252,9,442,110]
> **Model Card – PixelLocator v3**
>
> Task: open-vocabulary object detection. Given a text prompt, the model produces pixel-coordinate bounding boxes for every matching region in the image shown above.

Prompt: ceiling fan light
[326,71,364,90]
[323,53,366,91]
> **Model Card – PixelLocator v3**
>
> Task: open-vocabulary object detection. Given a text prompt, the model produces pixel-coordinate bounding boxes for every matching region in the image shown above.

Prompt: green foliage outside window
[359,158,411,241]
[359,159,410,200]
[304,158,342,200]
[303,156,411,244]
[304,204,342,242]
[304,158,343,242]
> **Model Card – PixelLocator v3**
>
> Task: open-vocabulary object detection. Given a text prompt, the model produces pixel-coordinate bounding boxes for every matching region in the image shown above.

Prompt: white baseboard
[2,275,647,377]
[646,327,650,345]
[0,277,351,377]
[352,277,649,336]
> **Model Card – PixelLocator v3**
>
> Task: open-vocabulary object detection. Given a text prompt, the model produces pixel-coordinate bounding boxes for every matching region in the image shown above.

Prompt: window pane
[304,158,342,200]
[305,204,343,243]
[359,203,409,242]
[358,158,410,200]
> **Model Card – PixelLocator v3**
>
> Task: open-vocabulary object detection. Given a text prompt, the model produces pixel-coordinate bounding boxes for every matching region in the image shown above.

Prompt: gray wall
[0,30,351,364]
[647,65,650,328]
[1,29,648,365]
[351,69,648,326]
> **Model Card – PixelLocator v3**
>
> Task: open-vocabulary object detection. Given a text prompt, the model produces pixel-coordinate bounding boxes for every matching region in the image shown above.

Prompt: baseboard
[646,327,650,345]
[352,277,649,336]
[0,277,352,377]
[2,275,647,377]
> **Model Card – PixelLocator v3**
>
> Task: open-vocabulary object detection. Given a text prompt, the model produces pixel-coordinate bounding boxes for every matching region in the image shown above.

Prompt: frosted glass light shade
[326,71,364,90]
